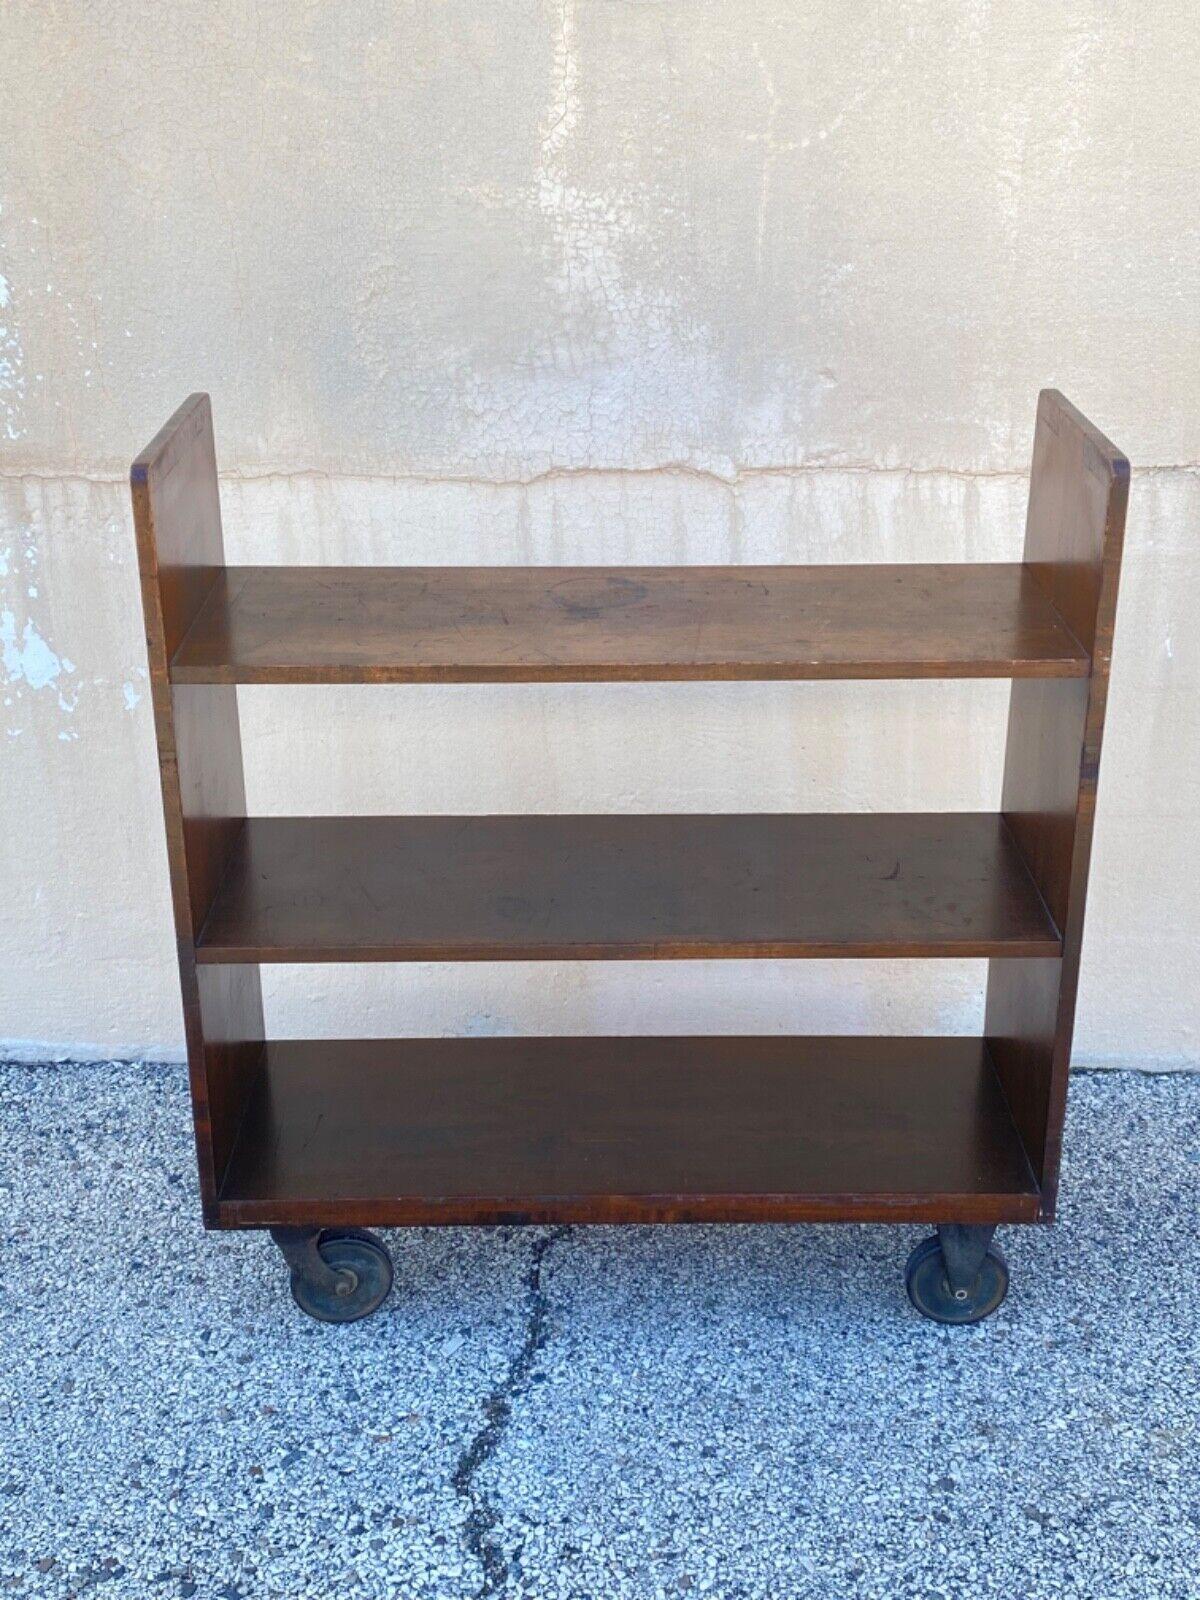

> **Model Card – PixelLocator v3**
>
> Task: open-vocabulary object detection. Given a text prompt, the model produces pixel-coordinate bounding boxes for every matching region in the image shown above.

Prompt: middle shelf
[195,812,1061,963]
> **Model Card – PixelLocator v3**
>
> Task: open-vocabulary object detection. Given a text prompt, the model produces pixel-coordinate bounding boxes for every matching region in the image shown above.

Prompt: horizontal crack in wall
[2,463,1197,489]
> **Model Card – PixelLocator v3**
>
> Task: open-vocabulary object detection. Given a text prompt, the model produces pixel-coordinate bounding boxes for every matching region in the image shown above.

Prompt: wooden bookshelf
[133,389,1128,1324]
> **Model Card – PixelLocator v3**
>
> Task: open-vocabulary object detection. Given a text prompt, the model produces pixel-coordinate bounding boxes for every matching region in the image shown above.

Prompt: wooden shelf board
[214,1036,1041,1226]
[194,812,1062,964]
[171,564,1090,683]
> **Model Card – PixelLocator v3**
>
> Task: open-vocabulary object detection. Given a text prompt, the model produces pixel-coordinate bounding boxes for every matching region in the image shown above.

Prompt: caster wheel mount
[270,1226,394,1323]
[905,1224,1009,1325]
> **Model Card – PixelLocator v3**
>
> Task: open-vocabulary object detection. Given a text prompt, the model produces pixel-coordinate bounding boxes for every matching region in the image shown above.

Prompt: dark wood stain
[171,563,1090,683]
[217,1037,1040,1227]
[131,387,1126,1235]
[195,813,1062,964]
[131,395,264,1220]
[985,390,1129,1216]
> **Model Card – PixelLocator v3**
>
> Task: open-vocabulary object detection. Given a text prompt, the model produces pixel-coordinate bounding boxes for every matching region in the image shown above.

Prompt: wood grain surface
[217,1035,1041,1226]
[195,812,1063,963]
[171,563,1090,683]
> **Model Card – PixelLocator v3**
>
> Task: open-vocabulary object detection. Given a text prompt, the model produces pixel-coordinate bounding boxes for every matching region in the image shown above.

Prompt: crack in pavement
[452,1225,572,1597]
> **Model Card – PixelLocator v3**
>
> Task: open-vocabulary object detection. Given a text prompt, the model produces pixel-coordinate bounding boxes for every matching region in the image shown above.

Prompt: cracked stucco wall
[1,0,1197,1065]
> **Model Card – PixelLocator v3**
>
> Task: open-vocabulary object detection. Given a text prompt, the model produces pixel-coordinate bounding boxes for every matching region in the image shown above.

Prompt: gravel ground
[1,1061,1197,1600]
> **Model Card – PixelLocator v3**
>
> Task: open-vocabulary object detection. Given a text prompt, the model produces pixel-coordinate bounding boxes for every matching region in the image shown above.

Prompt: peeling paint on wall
[0,529,79,735]
[0,262,26,444]
[1,609,62,690]
[0,198,28,445]
[0,596,79,733]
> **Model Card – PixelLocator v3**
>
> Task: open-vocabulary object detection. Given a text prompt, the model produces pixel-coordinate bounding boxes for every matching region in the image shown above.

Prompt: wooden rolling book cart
[132,389,1127,1325]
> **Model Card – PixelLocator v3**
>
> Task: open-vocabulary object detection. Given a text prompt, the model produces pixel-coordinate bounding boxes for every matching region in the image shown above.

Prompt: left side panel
[131,394,264,1221]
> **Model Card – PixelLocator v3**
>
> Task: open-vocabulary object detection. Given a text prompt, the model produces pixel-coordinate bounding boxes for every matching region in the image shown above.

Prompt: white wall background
[1,1,1197,1066]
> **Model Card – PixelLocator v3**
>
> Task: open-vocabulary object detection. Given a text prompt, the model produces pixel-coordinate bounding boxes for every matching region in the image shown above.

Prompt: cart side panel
[131,395,264,1219]
[986,390,1129,1215]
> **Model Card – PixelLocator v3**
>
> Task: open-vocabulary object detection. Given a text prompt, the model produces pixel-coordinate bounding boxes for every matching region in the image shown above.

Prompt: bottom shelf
[215,1036,1040,1226]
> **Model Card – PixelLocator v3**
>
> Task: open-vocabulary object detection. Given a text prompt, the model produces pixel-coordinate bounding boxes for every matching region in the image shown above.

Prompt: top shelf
[169,563,1090,684]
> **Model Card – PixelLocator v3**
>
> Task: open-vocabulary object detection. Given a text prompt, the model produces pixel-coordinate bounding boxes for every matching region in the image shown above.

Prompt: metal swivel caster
[270,1226,394,1323]
[905,1224,1009,1325]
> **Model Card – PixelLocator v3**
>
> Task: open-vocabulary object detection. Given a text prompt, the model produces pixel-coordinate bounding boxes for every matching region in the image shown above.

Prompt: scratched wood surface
[194,812,1063,963]
[216,1036,1041,1227]
[170,563,1091,683]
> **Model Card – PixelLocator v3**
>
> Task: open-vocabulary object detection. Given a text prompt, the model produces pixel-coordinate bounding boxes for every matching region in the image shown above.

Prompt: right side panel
[986,390,1129,1216]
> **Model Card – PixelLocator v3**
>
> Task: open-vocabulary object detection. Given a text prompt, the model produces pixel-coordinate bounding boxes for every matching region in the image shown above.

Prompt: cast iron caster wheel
[285,1228,394,1324]
[905,1234,1009,1325]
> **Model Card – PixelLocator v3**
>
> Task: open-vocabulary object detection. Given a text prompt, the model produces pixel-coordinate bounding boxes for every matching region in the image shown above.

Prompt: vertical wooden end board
[985,390,1129,1217]
[131,395,265,1222]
